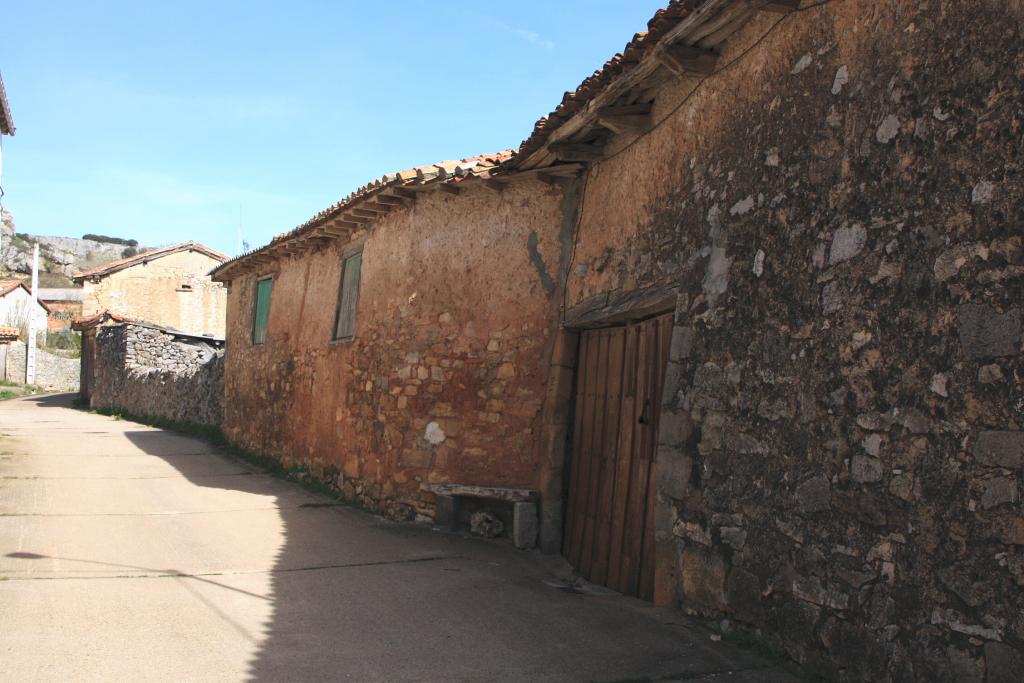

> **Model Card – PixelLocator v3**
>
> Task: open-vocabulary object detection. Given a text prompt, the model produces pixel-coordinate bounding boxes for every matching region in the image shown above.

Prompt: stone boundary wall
[3,341,80,392]
[90,323,223,426]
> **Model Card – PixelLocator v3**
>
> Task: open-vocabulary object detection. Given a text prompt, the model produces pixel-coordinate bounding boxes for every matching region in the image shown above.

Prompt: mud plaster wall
[569,2,1023,680]
[223,179,570,521]
[82,250,227,337]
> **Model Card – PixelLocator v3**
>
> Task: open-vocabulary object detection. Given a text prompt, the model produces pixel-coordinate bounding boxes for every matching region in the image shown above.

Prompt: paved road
[0,394,800,682]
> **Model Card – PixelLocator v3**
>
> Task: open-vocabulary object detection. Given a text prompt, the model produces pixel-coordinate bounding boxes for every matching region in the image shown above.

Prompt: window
[252,277,273,345]
[333,251,362,340]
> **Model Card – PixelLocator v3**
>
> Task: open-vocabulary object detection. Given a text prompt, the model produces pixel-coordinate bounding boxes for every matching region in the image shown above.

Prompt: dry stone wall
[90,324,223,426]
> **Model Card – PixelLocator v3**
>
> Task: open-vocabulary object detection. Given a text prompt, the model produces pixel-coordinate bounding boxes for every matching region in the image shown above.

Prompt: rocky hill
[1,209,150,287]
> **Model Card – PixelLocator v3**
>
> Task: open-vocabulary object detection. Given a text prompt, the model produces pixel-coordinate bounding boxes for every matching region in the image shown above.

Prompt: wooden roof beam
[655,44,718,78]
[374,194,407,206]
[596,109,652,135]
[391,187,418,200]
[538,173,569,187]
[760,0,799,14]
[320,224,352,237]
[549,141,605,163]
[349,209,380,220]
[326,218,361,231]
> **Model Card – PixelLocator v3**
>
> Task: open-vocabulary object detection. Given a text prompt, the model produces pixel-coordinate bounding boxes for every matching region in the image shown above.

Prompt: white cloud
[513,28,555,51]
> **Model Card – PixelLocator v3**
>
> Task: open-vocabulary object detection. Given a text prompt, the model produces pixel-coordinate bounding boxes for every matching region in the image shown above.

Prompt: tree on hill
[82,234,139,247]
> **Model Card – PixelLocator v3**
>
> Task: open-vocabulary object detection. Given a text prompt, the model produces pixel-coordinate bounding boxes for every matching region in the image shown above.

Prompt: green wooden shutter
[252,278,273,344]
[333,252,362,339]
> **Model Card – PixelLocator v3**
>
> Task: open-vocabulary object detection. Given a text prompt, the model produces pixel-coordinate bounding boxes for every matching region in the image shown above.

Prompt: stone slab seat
[420,483,539,550]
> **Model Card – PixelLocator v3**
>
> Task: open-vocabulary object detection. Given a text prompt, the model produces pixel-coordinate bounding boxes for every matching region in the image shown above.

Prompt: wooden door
[564,313,673,601]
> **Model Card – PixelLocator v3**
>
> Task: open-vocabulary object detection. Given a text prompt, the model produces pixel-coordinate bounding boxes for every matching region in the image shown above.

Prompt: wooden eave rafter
[513,0,770,171]
[654,44,719,78]
[351,207,384,219]
[391,187,418,200]
[548,141,606,163]
[761,1,799,13]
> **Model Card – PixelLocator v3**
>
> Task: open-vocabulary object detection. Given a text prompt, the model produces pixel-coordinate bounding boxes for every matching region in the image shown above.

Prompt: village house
[38,288,82,333]
[73,241,228,338]
[211,1,1022,679]
[0,280,48,342]
[212,151,577,526]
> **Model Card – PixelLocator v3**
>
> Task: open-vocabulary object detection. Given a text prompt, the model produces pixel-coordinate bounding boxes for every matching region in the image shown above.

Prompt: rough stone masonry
[89,323,223,427]
[556,2,1024,680]
[207,1,1023,680]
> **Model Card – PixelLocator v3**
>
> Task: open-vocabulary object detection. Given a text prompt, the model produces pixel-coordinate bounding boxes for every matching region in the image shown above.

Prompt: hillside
[0,209,151,287]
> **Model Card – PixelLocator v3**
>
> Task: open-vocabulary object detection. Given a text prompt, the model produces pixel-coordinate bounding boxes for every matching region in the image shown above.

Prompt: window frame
[331,246,364,343]
[251,275,274,346]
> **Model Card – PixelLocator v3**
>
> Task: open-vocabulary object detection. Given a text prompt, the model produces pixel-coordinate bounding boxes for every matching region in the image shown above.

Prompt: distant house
[38,288,83,333]
[0,280,48,342]
[72,241,228,337]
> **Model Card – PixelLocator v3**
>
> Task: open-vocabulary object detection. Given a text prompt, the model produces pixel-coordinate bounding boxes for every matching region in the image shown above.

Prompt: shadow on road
[0,401,786,682]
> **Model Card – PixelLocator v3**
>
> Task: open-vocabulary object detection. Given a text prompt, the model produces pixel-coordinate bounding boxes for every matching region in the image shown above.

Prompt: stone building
[212,152,578,522]
[212,1,1023,679]
[73,241,228,337]
[38,288,83,333]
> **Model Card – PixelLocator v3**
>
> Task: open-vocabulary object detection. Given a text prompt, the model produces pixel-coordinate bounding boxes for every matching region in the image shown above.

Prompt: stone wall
[3,342,80,392]
[564,1,1023,680]
[223,178,571,521]
[90,323,224,427]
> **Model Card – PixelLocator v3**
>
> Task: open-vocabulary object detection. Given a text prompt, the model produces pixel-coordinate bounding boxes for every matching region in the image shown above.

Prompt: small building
[38,288,83,333]
[212,151,576,532]
[72,311,223,418]
[73,241,228,338]
[0,280,48,342]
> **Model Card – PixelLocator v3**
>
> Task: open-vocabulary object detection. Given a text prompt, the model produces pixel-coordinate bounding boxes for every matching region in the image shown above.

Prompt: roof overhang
[210,157,583,283]
[506,0,799,171]
[0,70,14,136]
[73,242,228,283]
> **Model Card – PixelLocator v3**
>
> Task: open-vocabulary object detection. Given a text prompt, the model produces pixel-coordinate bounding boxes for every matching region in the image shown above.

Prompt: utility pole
[25,243,38,385]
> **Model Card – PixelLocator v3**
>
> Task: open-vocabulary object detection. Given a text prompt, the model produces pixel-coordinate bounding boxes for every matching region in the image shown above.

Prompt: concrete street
[0,394,800,682]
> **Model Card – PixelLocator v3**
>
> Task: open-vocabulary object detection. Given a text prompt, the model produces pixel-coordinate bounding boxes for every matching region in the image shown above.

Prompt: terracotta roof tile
[0,279,25,297]
[70,310,138,332]
[73,241,229,281]
[0,327,19,342]
[508,0,708,166]
[213,151,514,279]
[212,0,742,279]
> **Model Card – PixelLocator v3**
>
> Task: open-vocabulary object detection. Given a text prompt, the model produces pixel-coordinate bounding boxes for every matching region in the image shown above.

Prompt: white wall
[0,287,48,342]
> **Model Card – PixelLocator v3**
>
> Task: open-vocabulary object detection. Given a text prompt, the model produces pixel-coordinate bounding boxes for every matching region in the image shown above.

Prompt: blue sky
[1,1,666,255]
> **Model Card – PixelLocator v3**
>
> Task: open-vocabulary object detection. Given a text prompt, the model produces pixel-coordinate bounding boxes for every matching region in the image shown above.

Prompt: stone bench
[420,483,539,550]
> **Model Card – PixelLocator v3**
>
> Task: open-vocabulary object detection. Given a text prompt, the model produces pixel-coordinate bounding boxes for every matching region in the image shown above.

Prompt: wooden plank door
[564,313,673,600]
